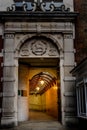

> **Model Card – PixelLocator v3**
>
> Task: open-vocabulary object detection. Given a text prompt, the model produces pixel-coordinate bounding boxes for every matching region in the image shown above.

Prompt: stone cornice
[0,11,78,22]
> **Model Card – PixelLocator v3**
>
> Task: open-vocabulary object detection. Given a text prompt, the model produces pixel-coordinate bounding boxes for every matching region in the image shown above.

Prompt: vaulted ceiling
[29,72,56,95]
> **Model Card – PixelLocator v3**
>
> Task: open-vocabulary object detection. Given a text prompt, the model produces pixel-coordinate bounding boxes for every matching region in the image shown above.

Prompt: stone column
[0,24,4,123]
[1,34,18,127]
[60,57,65,125]
[63,34,77,125]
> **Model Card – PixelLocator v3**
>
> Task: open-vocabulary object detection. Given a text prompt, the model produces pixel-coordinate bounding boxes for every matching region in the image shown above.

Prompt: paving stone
[1,121,79,130]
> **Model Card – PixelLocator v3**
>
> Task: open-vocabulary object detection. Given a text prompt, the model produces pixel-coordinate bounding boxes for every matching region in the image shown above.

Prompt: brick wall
[0,35,3,122]
[74,0,87,63]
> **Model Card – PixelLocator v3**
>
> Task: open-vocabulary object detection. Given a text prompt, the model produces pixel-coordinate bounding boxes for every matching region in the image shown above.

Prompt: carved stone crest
[31,40,47,55]
[19,36,59,57]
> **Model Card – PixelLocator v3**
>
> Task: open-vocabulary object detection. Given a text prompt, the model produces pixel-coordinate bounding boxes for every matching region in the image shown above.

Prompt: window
[76,79,87,118]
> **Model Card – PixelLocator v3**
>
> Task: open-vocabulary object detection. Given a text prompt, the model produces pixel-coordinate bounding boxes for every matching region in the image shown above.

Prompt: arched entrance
[0,0,77,126]
[17,34,62,122]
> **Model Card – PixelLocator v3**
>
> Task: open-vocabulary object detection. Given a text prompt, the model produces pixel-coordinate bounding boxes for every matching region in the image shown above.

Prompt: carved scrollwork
[39,1,55,12]
[7,1,70,12]
[49,3,55,12]
[31,2,37,12]
[7,2,27,12]
[61,5,70,12]
[7,4,16,11]
[23,3,28,12]
[40,2,46,12]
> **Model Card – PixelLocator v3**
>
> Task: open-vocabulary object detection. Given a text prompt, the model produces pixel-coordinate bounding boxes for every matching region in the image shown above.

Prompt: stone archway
[17,34,62,122]
[0,0,77,126]
[2,34,70,125]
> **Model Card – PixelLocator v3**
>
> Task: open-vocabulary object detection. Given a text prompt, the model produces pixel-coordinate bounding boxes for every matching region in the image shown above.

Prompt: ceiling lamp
[40,80,44,85]
[36,87,40,91]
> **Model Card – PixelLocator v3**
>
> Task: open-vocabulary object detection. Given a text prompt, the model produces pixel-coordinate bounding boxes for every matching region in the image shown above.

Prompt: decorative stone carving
[19,37,59,57]
[5,34,14,39]
[48,43,58,56]
[64,34,73,39]
[5,22,73,33]
[49,48,58,56]
[7,1,70,12]
[20,48,29,56]
[31,40,47,55]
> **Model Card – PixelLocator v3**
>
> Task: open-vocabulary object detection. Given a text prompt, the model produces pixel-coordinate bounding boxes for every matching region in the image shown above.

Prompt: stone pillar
[0,24,4,124]
[63,34,77,125]
[60,57,65,125]
[1,34,18,127]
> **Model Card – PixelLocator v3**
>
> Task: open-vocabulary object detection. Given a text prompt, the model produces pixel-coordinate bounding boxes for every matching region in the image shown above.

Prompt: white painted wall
[18,64,29,122]
[18,97,29,121]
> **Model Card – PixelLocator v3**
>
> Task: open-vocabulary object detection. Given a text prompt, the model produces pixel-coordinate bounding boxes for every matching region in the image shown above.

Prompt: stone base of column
[0,117,18,128]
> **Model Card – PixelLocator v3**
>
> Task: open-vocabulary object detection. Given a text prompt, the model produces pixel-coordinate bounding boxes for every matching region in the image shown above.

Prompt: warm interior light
[40,80,44,85]
[53,86,58,90]
[36,87,40,91]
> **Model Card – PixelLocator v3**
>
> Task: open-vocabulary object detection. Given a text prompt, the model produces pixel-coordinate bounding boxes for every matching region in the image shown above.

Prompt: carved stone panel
[19,38,59,57]
[5,22,73,33]
[31,40,47,55]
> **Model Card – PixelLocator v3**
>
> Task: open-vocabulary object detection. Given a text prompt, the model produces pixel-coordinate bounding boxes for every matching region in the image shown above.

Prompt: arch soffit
[15,34,63,54]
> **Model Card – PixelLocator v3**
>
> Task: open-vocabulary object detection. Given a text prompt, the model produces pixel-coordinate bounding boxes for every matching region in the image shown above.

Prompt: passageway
[18,58,61,123]
[29,70,59,121]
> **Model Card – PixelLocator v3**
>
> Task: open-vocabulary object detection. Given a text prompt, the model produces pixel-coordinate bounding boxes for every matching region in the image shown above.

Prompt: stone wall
[46,85,58,118]
[29,94,46,112]
[1,33,18,127]
[0,0,77,125]
[0,23,3,123]
[0,35,3,122]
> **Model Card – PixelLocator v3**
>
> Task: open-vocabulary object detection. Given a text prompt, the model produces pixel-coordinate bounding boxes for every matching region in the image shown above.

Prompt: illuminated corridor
[18,58,61,122]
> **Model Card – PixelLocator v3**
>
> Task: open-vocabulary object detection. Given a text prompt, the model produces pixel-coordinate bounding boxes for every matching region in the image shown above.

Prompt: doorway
[18,58,61,122]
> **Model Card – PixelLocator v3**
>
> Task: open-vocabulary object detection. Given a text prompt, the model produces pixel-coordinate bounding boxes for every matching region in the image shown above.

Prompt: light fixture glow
[40,80,44,85]
[36,87,40,91]
[53,86,58,90]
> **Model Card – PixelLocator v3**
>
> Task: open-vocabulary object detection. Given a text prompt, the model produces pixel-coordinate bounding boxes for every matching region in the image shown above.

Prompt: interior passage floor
[29,110,57,121]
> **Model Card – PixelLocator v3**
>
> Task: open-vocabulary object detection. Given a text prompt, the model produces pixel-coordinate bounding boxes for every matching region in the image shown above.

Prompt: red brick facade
[74,0,87,64]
